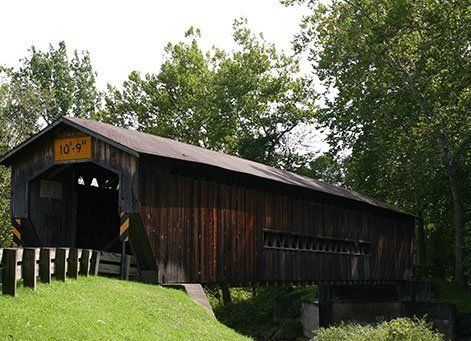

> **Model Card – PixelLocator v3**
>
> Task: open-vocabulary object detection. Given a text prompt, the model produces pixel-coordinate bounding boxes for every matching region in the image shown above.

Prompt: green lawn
[0,276,248,340]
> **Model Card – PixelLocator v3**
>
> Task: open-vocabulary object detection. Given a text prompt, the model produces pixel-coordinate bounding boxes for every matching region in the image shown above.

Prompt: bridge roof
[0,116,415,218]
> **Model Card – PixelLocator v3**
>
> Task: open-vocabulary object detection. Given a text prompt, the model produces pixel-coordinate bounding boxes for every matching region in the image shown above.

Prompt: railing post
[23,248,38,290]
[90,250,100,276]
[39,248,52,283]
[67,248,80,279]
[2,248,18,296]
[55,248,68,281]
[121,255,131,280]
[79,249,91,276]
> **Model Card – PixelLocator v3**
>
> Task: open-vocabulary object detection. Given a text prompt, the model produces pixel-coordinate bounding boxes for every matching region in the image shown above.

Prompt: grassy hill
[0,276,248,340]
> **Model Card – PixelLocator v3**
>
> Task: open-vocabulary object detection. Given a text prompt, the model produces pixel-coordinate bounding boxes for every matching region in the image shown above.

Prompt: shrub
[206,285,316,338]
[314,318,443,341]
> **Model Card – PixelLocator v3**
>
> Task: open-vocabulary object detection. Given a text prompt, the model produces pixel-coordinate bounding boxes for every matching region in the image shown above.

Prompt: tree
[11,41,101,124]
[0,42,101,245]
[0,66,42,245]
[100,20,316,168]
[0,71,13,245]
[296,153,345,186]
[287,0,471,284]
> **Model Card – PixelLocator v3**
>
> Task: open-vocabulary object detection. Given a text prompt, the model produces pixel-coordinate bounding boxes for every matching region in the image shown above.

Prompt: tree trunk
[447,164,465,286]
[221,285,232,304]
[417,214,426,277]
[438,137,465,286]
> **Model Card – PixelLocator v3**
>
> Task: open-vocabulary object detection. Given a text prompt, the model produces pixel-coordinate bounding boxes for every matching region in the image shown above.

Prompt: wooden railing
[0,247,139,296]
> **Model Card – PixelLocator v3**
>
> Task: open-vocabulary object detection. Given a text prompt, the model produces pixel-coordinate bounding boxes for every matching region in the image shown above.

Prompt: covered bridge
[0,116,416,285]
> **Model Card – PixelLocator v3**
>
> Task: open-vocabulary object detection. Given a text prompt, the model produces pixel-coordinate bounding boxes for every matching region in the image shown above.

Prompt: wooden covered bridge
[0,116,416,285]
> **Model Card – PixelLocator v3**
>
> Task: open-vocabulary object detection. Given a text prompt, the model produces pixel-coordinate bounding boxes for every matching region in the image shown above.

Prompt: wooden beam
[2,248,18,296]
[79,249,92,276]
[39,248,52,283]
[23,248,38,290]
[90,250,100,276]
[67,248,80,279]
[46,164,72,179]
[55,248,68,281]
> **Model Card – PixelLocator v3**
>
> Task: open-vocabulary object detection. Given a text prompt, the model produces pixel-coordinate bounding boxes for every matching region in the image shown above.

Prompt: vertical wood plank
[39,248,52,283]
[79,249,92,276]
[134,157,414,285]
[217,183,225,282]
[207,181,214,282]
[195,180,201,282]
[90,250,100,275]
[67,248,80,279]
[200,180,206,282]
[55,247,68,281]
[23,248,38,290]
[122,255,131,280]
[2,248,18,296]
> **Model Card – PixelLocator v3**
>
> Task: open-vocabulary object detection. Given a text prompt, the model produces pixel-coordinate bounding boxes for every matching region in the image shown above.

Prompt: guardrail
[0,247,139,296]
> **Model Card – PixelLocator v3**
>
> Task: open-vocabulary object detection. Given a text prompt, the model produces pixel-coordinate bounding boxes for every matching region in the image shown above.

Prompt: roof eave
[61,117,140,158]
[0,118,64,166]
[0,116,140,166]
[141,152,418,219]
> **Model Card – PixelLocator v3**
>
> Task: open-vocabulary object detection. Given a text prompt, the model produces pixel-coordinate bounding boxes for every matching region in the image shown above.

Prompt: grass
[0,276,248,340]
[432,278,471,313]
[206,285,316,339]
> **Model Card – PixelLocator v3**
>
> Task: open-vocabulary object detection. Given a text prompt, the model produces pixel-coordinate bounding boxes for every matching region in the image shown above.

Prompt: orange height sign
[54,136,93,161]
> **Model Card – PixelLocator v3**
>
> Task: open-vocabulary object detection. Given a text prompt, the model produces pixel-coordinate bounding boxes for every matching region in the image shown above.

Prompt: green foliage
[296,153,346,186]
[289,0,471,284]
[99,19,316,168]
[0,66,40,148]
[432,279,471,313]
[207,285,316,339]
[209,286,448,340]
[9,41,101,124]
[0,42,100,242]
[313,318,443,341]
[0,166,11,246]
[0,69,17,246]
[0,276,247,340]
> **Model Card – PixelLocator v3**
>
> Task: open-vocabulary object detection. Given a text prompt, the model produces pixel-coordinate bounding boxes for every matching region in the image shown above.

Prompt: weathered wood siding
[9,124,139,246]
[6,121,414,284]
[28,171,77,246]
[139,156,414,284]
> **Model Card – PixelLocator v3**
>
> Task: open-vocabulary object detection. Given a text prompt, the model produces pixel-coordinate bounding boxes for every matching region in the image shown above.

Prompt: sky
[0,0,328,153]
[0,0,308,88]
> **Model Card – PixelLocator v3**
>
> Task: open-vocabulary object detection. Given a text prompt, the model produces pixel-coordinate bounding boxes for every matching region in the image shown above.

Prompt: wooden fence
[0,247,139,296]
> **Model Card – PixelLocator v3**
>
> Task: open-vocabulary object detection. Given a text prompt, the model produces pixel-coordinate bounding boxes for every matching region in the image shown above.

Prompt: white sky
[0,0,329,154]
[0,0,308,88]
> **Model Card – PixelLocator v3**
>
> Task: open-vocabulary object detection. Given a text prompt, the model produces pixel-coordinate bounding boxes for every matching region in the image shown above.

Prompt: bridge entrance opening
[28,162,121,252]
[76,167,120,251]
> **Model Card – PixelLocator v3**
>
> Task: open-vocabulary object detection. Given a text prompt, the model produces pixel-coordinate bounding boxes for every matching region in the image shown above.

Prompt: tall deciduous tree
[287,0,471,284]
[0,42,101,244]
[10,41,101,124]
[99,20,316,168]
